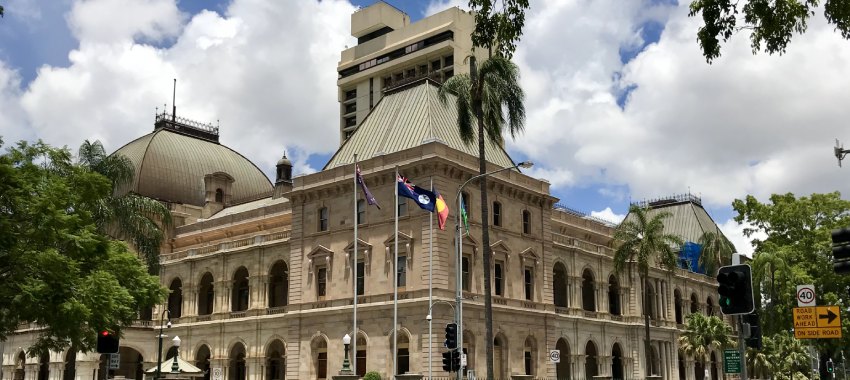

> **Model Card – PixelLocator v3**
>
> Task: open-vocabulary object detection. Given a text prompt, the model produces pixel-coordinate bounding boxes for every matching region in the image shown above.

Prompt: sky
[2,0,850,256]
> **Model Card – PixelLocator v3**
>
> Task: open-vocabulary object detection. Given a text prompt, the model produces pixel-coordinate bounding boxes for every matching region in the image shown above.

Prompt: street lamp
[171,336,181,373]
[340,334,353,375]
[427,300,456,380]
[156,309,172,380]
[454,160,532,378]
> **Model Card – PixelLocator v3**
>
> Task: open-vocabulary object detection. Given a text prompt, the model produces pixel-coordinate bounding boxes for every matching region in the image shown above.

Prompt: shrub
[363,371,381,380]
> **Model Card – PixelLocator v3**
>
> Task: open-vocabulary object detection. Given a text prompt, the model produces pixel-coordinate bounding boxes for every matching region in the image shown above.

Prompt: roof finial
[172,78,177,123]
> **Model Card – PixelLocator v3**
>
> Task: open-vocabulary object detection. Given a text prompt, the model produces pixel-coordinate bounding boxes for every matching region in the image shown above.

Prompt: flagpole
[428,176,434,380]
[393,166,399,380]
[352,154,358,376]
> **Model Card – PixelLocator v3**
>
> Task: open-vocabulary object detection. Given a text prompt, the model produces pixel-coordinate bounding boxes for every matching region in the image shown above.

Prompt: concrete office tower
[336,2,483,144]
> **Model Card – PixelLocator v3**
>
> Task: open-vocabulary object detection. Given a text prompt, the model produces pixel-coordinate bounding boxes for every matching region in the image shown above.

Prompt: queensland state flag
[433,187,449,230]
[397,176,436,212]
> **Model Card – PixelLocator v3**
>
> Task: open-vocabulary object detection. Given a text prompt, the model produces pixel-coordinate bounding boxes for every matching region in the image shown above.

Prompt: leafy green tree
[733,192,850,365]
[698,230,735,276]
[614,205,683,377]
[438,2,529,378]
[678,313,735,371]
[747,332,810,380]
[77,140,171,271]
[0,139,167,355]
[688,0,850,63]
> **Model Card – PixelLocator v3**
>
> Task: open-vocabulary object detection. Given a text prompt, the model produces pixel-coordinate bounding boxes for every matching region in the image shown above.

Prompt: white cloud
[590,207,625,224]
[717,218,766,258]
[3,0,357,177]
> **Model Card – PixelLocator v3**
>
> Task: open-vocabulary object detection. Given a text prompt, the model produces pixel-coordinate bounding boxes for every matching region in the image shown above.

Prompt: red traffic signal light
[97,330,119,353]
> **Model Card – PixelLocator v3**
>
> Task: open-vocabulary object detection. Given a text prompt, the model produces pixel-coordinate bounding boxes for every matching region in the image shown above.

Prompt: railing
[156,111,219,135]
[611,315,623,322]
[383,71,443,93]
[555,307,569,314]
[632,193,702,208]
[230,311,247,318]
[162,230,291,262]
[583,311,598,318]
[552,233,613,256]
[266,306,287,315]
[196,315,212,322]
[553,203,618,226]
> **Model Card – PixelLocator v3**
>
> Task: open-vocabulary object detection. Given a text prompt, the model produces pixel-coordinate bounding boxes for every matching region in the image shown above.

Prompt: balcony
[162,230,291,262]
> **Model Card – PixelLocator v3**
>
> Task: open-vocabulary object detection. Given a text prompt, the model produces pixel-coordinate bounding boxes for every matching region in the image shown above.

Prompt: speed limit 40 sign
[797,285,816,307]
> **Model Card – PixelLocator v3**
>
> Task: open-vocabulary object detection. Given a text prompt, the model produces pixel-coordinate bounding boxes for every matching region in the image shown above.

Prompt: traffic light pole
[738,315,748,380]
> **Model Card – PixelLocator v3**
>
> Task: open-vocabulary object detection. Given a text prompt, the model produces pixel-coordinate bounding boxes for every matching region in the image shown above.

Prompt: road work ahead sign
[794,306,842,339]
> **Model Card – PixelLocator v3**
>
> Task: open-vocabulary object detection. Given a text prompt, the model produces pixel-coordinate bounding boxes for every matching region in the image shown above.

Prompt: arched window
[646,282,657,319]
[674,289,683,324]
[198,273,215,316]
[266,340,286,380]
[706,297,715,316]
[493,201,502,226]
[396,333,410,375]
[64,348,77,380]
[268,261,289,308]
[556,339,570,380]
[168,278,183,318]
[691,293,699,314]
[494,335,507,379]
[463,331,476,376]
[585,341,598,379]
[678,351,687,380]
[356,335,367,377]
[710,351,719,380]
[582,269,596,311]
[318,207,328,232]
[522,210,531,234]
[100,347,143,380]
[313,339,328,380]
[15,352,25,380]
[608,275,621,315]
[553,263,568,308]
[612,343,624,380]
[650,345,661,376]
[232,267,249,312]
[38,352,49,380]
[215,188,223,203]
[195,345,211,380]
[524,337,536,376]
[229,344,246,380]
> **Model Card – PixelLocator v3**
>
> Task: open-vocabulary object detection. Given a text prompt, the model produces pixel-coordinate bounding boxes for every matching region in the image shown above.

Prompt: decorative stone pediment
[307,245,333,272]
[384,231,413,268]
[457,234,480,263]
[490,240,512,262]
[344,238,372,269]
[520,247,540,267]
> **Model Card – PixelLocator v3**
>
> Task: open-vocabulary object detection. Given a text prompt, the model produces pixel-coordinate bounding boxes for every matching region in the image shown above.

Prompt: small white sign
[212,367,223,380]
[549,350,561,363]
[461,353,467,367]
[108,353,120,370]
[797,285,816,307]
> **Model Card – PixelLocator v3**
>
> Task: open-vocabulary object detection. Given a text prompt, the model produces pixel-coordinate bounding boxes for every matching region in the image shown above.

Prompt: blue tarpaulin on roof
[678,242,704,274]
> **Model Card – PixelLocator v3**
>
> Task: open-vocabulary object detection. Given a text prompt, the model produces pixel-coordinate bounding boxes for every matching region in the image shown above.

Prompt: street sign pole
[738,315,748,380]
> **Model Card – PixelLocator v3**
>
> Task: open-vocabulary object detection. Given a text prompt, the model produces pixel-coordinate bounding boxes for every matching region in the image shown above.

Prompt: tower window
[522,210,531,234]
[318,207,328,232]
[493,202,502,227]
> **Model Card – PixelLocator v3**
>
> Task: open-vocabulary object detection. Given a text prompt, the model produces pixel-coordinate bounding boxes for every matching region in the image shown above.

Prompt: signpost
[549,350,561,363]
[724,349,742,374]
[797,285,816,307]
[108,353,120,370]
[794,306,842,339]
[212,368,222,380]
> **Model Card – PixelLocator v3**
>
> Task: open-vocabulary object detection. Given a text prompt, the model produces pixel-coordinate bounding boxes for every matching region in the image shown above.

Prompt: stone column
[215,281,230,314]
[183,285,196,317]
[574,355,584,380]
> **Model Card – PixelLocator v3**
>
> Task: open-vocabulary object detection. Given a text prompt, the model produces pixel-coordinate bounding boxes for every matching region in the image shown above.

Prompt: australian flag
[356,165,380,209]
[396,175,436,212]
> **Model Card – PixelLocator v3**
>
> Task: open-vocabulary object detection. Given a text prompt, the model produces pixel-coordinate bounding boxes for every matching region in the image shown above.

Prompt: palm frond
[438,75,477,145]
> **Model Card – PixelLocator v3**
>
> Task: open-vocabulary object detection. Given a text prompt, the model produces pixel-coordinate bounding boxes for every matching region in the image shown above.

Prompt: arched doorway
[650,345,661,377]
[494,335,507,379]
[555,338,570,380]
[198,273,215,315]
[229,343,247,380]
[396,332,410,375]
[523,337,536,376]
[710,351,719,380]
[694,356,705,380]
[268,261,289,307]
[232,267,250,312]
[168,278,183,318]
[585,341,598,379]
[312,338,328,380]
[195,345,211,380]
[678,351,687,380]
[64,348,77,380]
[690,293,699,314]
[355,334,367,377]
[608,275,621,315]
[15,352,25,380]
[99,347,143,380]
[37,352,49,380]
[266,340,286,380]
[612,343,624,380]
[646,282,657,319]
[463,331,476,376]
[706,297,715,316]
[582,269,596,311]
[553,263,568,307]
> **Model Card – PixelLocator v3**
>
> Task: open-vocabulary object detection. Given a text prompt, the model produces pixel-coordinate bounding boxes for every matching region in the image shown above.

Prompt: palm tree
[678,313,735,377]
[438,55,525,379]
[77,140,171,271]
[613,204,683,377]
[698,231,735,276]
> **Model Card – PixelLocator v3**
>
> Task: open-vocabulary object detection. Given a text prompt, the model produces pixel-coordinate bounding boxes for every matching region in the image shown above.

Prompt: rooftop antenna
[172,78,177,123]
[835,139,849,167]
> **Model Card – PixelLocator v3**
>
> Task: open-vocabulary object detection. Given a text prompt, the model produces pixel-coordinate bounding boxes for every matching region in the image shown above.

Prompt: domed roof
[112,128,272,206]
[276,153,291,167]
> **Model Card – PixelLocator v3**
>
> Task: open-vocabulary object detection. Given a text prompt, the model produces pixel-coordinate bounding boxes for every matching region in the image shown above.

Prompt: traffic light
[451,349,464,371]
[96,330,119,353]
[832,228,850,274]
[743,313,762,349]
[444,323,458,350]
[827,359,835,373]
[442,351,454,372]
[716,264,754,315]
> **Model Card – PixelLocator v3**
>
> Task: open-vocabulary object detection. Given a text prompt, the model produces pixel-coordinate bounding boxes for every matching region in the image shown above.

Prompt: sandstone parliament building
[1,3,735,380]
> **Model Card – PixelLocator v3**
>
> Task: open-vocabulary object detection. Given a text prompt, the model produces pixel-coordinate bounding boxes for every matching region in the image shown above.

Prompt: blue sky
[3,0,850,255]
